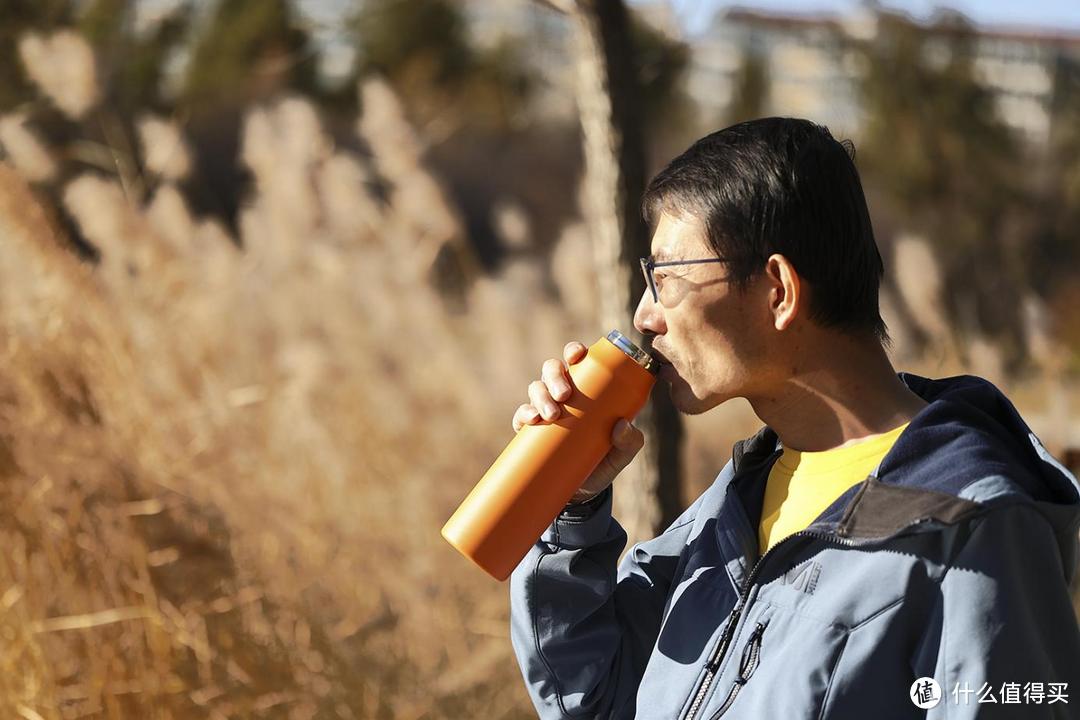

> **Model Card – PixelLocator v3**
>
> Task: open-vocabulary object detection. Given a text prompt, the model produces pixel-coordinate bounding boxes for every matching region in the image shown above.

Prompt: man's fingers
[528,380,560,421]
[511,342,587,433]
[563,341,587,366]
[512,403,540,432]
[542,358,572,402]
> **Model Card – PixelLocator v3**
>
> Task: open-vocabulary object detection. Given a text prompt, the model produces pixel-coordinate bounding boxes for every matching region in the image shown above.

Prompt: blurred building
[688,7,1080,145]
[456,2,1080,145]
[690,9,861,135]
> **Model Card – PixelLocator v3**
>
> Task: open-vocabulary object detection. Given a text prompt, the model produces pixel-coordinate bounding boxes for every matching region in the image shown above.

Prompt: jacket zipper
[682,524,897,720]
[683,607,740,720]
[709,620,766,719]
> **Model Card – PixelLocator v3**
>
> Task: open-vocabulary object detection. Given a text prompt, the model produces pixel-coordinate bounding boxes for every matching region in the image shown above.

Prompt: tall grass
[0,72,593,717]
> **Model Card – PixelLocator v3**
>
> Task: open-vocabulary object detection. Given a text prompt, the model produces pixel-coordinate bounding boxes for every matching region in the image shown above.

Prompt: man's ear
[764,254,801,331]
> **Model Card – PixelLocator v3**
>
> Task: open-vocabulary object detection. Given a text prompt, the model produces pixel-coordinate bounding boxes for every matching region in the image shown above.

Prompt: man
[508,118,1080,719]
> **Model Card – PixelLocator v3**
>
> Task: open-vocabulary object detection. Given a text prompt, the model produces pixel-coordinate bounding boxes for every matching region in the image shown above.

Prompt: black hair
[642,117,889,344]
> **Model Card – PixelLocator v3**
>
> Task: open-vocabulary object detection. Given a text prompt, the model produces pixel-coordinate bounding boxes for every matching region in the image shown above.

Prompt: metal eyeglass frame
[639,256,729,303]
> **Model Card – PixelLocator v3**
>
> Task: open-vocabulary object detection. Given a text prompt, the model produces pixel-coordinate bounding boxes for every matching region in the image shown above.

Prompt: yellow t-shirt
[758,423,909,555]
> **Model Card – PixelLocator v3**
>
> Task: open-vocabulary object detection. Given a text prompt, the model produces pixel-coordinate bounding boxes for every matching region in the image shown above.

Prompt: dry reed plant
[0,113,57,183]
[0,50,604,713]
[17,31,99,120]
[137,116,192,183]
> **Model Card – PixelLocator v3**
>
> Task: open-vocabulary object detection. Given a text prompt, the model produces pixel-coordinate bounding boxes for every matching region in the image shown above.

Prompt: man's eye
[653,272,667,284]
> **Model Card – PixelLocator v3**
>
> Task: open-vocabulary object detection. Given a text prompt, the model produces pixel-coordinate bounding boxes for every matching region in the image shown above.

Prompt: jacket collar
[727,373,1080,545]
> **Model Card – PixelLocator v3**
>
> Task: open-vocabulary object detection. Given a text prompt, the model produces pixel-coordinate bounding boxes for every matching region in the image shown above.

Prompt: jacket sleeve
[916,502,1080,719]
[509,485,702,719]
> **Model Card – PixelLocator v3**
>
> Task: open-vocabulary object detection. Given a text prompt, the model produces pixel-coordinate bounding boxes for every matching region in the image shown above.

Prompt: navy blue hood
[884,372,1080,510]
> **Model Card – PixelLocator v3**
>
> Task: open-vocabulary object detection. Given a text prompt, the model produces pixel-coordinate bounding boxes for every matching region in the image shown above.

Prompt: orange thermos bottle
[441,330,658,580]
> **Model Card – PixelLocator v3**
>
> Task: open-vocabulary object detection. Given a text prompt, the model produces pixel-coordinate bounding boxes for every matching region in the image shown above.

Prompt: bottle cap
[606,330,659,375]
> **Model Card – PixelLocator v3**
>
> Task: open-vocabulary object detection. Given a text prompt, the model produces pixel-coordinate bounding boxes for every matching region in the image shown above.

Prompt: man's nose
[633,289,665,336]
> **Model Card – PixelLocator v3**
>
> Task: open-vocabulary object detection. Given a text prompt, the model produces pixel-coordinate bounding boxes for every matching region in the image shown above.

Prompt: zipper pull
[737,622,766,679]
[706,606,743,672]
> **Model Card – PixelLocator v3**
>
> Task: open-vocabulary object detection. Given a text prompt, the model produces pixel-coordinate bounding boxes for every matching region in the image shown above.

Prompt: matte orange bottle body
[441,331,657,580]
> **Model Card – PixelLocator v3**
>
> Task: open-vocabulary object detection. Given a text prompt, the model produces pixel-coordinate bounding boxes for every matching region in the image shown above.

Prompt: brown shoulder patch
[836,479,983,539]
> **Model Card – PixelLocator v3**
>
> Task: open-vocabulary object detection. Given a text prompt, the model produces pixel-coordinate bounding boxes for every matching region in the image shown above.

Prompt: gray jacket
[510,374,1080,718]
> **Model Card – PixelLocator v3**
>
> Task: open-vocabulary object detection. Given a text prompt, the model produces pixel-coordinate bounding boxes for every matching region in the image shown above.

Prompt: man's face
[633,212,772,415]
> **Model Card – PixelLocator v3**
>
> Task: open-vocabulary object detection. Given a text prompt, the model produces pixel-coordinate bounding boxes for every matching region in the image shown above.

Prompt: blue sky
[658,0,1080,36]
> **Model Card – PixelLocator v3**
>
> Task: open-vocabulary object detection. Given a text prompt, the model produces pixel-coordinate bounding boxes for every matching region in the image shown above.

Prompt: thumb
[612,418,644,452]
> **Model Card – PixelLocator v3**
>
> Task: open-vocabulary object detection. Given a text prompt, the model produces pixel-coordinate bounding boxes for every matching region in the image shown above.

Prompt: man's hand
[511,341,645,503]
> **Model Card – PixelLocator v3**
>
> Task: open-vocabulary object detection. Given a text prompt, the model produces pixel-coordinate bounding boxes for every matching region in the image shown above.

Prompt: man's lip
[650,346,672,367]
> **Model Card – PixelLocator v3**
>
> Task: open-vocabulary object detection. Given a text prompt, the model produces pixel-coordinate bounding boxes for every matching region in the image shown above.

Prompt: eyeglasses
[639,255,729,303]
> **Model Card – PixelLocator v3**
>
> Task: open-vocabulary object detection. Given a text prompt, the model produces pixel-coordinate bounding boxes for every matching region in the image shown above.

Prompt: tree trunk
[568,0,684,545]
